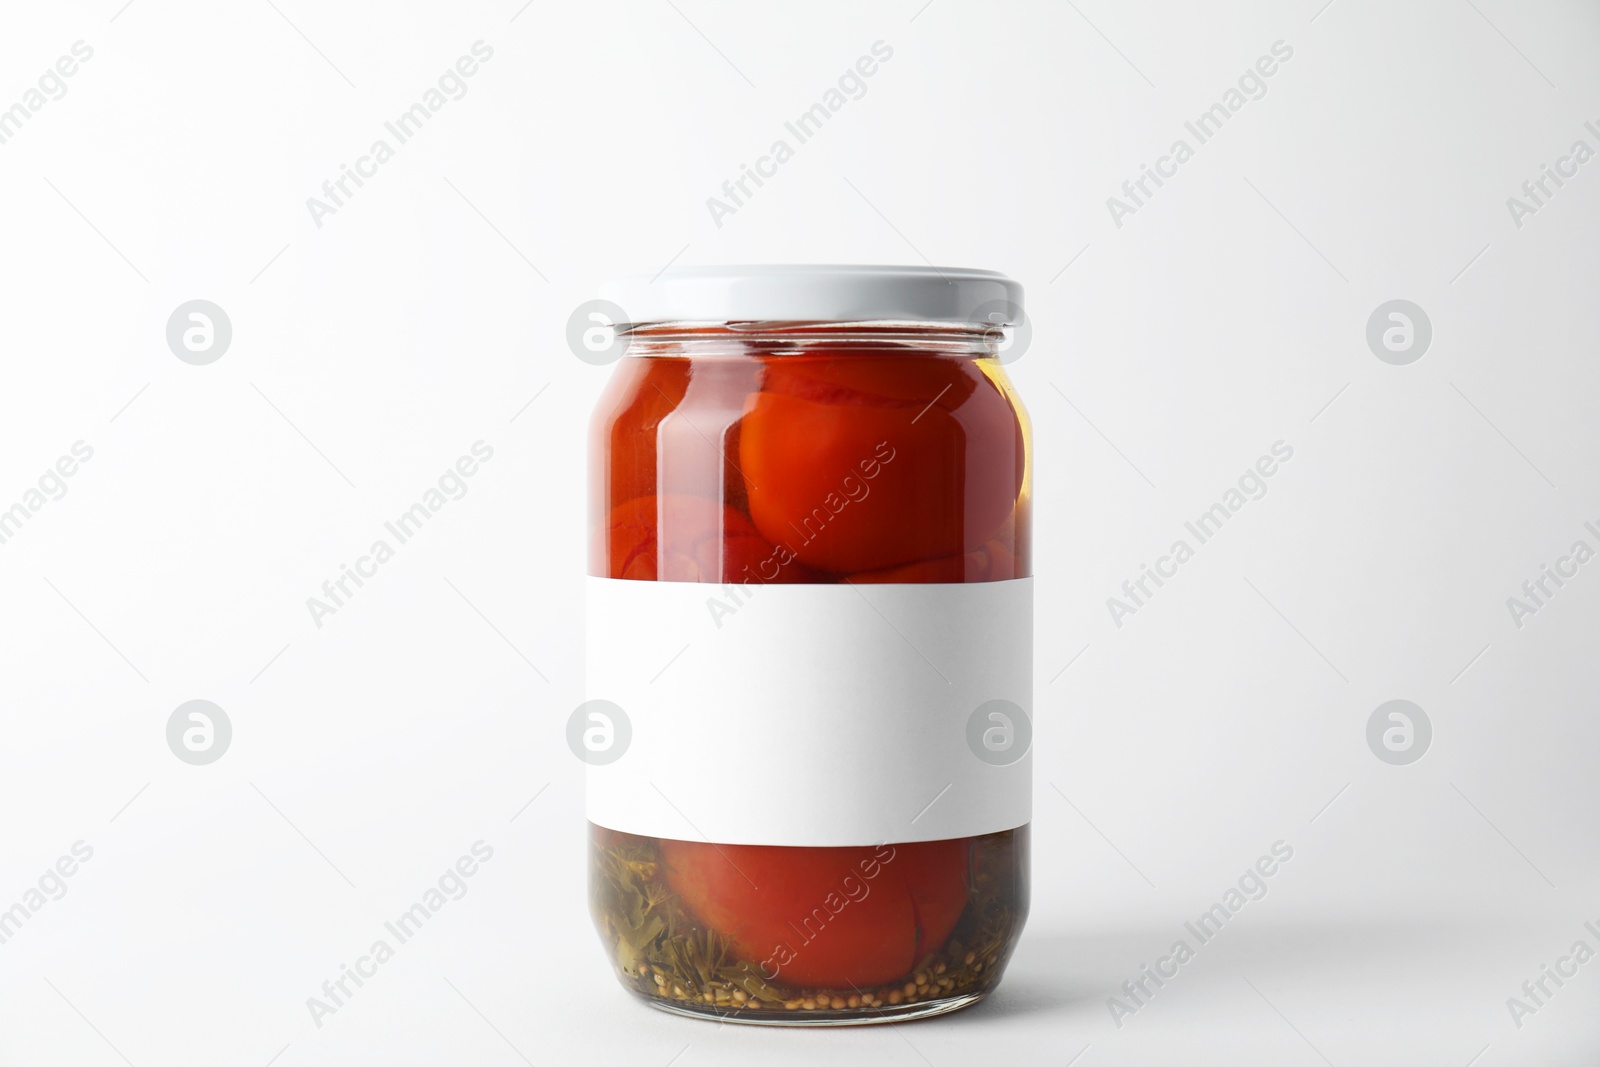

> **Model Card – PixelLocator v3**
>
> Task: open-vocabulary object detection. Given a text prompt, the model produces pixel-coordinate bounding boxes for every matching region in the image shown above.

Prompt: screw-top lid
[598,264,1023,326]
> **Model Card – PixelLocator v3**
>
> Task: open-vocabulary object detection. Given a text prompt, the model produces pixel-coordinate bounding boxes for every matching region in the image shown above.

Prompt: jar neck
[618,320,1003,358]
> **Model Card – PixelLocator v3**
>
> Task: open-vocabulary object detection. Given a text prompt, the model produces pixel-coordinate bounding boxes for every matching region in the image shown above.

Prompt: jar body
[586,323,1031,1024]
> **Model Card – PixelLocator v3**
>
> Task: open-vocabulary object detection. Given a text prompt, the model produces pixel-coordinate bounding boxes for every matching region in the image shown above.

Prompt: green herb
[593,838,789,1004]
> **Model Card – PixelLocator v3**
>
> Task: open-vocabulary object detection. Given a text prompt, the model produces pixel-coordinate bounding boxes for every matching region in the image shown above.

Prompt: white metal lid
[597,264,1023,326]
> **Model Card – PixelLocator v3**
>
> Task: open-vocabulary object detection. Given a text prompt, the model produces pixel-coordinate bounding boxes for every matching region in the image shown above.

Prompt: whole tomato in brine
[658,837,971,989]
[596,493,813,583]
[738,355,1024,575]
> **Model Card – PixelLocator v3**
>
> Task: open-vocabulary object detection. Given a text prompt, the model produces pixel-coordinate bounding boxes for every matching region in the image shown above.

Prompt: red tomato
[849,545,996,583]
[738,356,1024,574]
[596,494,814,583]
[889,839,974,962]
[659,837,970,989]
[589,357,689,517]
[982,537,1020,581]
[838,522,1027,582]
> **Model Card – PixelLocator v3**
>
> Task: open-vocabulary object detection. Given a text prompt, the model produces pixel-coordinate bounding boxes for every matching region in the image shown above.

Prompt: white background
[1,1,1597,1064]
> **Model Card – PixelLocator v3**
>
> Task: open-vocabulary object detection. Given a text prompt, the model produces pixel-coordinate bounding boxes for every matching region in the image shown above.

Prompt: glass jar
[583,266,1032,1025]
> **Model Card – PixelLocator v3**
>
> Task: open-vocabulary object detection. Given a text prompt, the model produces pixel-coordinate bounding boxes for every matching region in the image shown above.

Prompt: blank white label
[585,576,1032,847]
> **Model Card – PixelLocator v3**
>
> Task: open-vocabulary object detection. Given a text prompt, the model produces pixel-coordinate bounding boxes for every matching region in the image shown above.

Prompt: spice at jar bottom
[583,266,1033,1025]
[590,825,1029,1022]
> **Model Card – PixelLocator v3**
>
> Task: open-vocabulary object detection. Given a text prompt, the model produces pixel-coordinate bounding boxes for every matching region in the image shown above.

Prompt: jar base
[639,990,987,1027]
